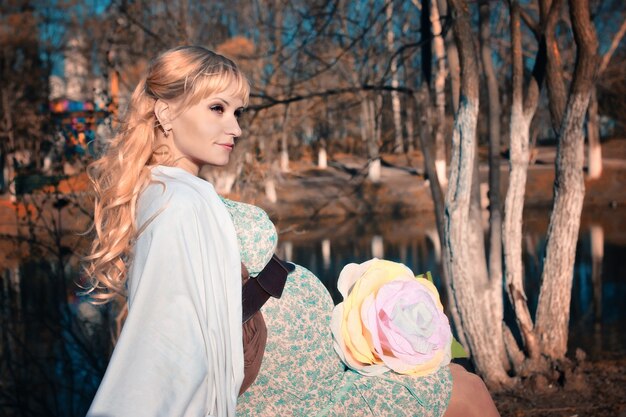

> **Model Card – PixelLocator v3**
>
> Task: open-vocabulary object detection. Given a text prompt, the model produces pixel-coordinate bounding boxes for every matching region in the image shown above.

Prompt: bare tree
[534,0,599,360]
[479,0,503,300]
[503,0,553,361]
[443,0,511,389]
[429,0,448,187]
[441,0,600,389]
[386,1,404,154]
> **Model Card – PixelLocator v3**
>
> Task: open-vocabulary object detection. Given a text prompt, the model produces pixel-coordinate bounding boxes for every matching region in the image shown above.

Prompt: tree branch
[598,17,626,75]
[249,83,416,111]
[519,6,539,39]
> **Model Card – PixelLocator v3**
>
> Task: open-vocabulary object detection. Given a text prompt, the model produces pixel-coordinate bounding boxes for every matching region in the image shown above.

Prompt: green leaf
[416,271,434,283]
[451,337,469,359]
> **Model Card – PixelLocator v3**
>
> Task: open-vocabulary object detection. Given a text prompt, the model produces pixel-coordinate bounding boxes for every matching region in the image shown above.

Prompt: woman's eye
[210,104,224,114]
[234,109,243,119]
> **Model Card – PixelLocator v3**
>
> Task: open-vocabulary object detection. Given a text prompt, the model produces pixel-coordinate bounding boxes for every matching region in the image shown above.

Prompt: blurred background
[1,0,625,415]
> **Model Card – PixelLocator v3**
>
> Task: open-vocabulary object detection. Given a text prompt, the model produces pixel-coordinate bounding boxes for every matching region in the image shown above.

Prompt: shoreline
[2,142,625,229]
[231,153,626,222]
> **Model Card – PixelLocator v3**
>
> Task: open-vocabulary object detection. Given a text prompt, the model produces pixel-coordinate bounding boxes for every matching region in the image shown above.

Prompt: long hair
[83,46,250,303]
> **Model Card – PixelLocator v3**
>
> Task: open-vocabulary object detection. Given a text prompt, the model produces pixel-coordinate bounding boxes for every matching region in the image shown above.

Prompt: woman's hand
[444,363,501,417]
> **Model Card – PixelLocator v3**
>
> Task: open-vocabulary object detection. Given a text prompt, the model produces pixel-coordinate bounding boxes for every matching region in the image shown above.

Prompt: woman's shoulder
[221,197,271,223]
[139,180,201,217]
[137,166,216,227]
[221,197,278,275]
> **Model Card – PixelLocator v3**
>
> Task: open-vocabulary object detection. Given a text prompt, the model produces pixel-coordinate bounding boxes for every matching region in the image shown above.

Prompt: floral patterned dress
[222,198,452,417]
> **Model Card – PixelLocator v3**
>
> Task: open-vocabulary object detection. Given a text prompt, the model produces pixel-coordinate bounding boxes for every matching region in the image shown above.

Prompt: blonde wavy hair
[83,46,250,303]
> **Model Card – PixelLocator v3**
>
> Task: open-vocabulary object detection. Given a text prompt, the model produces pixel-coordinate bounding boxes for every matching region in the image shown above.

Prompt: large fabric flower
[331,259,452,377]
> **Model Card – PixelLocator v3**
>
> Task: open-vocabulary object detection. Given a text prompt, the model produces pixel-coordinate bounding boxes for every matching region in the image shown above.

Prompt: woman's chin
[205,157,231,167]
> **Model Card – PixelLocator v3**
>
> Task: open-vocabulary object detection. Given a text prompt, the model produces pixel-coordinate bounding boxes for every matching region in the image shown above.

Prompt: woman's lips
[219,143,234,151]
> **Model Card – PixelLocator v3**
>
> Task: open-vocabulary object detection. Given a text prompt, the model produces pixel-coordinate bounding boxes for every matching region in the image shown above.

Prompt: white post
[371,235,384,259]
[322,239,331,270]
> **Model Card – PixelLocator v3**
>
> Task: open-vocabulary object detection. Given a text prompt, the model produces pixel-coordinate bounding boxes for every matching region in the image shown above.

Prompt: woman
[85,46,248,416]
[85,45,498,416]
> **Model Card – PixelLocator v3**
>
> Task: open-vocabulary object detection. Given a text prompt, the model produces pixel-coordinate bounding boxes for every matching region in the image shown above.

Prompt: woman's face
[167,84,244,174]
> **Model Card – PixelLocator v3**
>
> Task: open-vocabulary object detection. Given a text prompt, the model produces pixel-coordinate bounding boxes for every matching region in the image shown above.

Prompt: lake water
[1,206,625,416]
[274,207,626,358]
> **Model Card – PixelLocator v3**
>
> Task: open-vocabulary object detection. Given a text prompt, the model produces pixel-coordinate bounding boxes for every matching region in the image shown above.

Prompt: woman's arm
[443,364,500,417]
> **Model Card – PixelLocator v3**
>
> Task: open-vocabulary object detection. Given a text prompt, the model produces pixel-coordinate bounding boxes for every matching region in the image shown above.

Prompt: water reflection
[371,235,384,259]
[1,256,113,416]
[277,214,449,303]
[321,238,331,270]
[590,224,603,326]
[275,208,626,359]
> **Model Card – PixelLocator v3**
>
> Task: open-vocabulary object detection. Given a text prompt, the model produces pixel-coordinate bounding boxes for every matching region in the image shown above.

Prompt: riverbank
[228,139,626,221]
[2,140,625,227]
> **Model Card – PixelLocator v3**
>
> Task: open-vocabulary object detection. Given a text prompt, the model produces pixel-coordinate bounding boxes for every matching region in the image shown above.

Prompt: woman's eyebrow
[213,96,244,109]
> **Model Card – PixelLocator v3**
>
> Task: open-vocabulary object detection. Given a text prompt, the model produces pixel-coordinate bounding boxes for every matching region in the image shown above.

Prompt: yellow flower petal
[399,349,447,377]
[332,303,366,369]
[343,303,377,364]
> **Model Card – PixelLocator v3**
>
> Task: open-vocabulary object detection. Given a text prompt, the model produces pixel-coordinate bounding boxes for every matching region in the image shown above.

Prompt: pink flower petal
[332,259,453,377]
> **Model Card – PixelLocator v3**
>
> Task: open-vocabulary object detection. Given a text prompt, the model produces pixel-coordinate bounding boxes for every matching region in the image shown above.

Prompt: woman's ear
[154,99,172,134]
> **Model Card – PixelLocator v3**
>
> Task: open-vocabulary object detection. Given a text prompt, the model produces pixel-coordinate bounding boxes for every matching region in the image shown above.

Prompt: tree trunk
[405,97,416,153]
[386,2,404,154]
[540,0,567,135]
[362,96,382,182]
[265,177,278,203]
[280,105,290,172]
[444,0,510,389]
[436,0,460,112]
[535,0,598,360]
[430,0,448,186]
[1,87,15,197]
[469,146,501,351]
[414,86,465,353]
[359,99,370,155]
[479,0,503,304]
[586,86,601,179]
[415,87,445,250]
[1,87,15,152]
[503,1,541,360]
[318,147,327,169]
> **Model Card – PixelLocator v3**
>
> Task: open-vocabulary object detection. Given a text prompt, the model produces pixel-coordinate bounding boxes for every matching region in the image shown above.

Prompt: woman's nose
[228,117,242,138]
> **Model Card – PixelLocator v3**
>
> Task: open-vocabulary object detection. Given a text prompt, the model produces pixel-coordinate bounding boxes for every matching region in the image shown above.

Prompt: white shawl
[87,165,243,417]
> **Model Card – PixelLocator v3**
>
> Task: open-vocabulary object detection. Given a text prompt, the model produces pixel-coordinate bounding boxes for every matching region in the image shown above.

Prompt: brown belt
[242,254,294,324]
